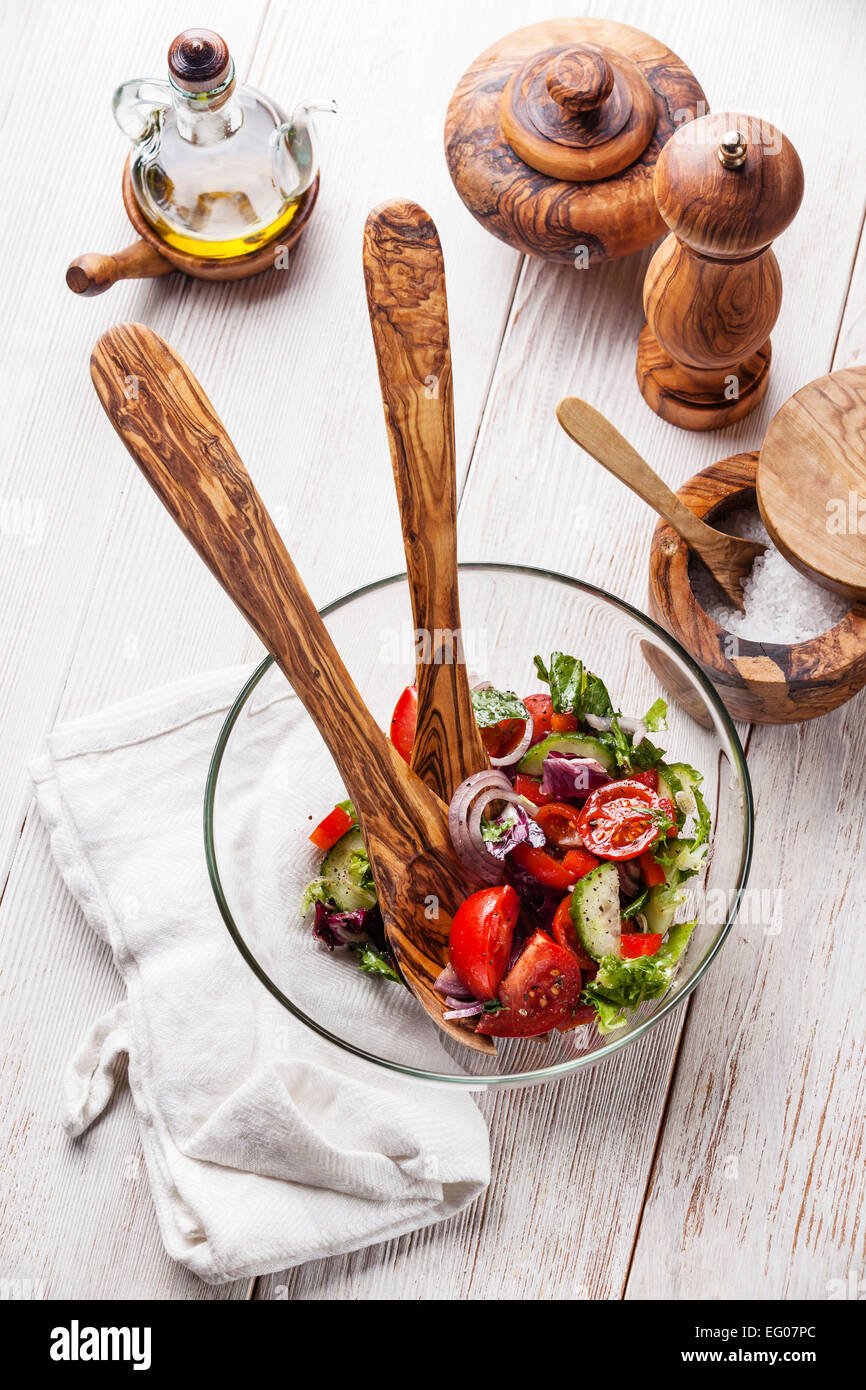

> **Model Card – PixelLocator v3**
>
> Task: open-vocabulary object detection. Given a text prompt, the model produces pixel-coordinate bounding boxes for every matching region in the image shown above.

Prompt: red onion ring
[488,716,533,768]
[443,1002,484,1020]
[447,769,515,883]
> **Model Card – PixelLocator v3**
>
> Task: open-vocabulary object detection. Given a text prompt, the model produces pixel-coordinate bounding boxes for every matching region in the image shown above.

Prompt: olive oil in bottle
[114,28,333,260]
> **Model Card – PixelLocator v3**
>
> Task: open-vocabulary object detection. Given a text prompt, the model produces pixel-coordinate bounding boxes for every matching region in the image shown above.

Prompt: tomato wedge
[476,931,582,1036]
[620,931,663,958]
[638,849,666,887]
[513,774,556,807]
[309,803,354,851]
[551,896,595,970]
[551,710,579,733]
[389,684,417,762]
[510,843,575,890]
[577,779,671,860]
[535,801,583,847]
[449,885,519,1001]
[523,693,552,745]
[561,848,600,879]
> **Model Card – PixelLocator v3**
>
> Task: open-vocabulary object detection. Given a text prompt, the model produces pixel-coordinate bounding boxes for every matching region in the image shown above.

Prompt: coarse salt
[690,504,850,644]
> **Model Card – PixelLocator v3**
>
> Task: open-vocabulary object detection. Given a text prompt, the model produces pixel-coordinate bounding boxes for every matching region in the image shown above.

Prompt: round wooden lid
[757,367,866,601]
[653,111,804,257]
[500,42,657,181]
[444,17,707,264]
[168,29,232,93]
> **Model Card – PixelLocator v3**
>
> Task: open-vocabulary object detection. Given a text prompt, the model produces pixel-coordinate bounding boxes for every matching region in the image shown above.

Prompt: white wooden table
[2,0,864,1300]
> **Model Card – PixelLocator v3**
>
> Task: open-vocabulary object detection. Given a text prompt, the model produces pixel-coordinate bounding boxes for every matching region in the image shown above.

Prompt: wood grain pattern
[757,366,866,599]
[444,17,707,264]
[638,111,804,429]
[647,452,866,721]
[556,396,765,609]
[499,42,657,182]
[89,323,496,1054]
[363,199,488,800]
[65,239,174,296]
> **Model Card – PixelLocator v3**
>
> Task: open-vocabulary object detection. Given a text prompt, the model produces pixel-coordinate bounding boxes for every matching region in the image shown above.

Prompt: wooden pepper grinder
[636,112,804,430]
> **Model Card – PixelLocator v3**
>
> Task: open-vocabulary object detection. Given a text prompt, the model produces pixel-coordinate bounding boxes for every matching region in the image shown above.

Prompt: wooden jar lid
[500,42,657,181]
[445,17,707,264]
[653,111,804,257]
[756,366,866,601]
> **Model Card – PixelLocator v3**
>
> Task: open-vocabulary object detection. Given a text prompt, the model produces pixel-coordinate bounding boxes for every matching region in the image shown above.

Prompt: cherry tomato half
[628,769,659,792]
[551,896,595,970]
[389,685,418,762]
[513,774,557,807]
[535,801,583,847]
[309,803,355,852]
[620,931,664,959]
[449,885,519,1001]
[481,718,526,760]
[522,693,553,745]
[577,779,670,861]
[476,931,582,1036]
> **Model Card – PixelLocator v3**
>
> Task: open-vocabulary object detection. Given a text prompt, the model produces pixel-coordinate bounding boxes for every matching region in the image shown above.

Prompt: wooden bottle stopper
[167,29,232,93]
[636,112,804,431]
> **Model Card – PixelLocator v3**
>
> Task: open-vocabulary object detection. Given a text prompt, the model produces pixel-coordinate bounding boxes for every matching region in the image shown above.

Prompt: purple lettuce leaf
[484,803,545,861]
[313,899,386,952]
[540,752,612,801]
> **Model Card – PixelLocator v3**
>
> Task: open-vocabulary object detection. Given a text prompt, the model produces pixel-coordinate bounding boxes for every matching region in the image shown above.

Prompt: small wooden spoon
[90,322,495,1055]
[363,199,488,800]
[557,397,766,611]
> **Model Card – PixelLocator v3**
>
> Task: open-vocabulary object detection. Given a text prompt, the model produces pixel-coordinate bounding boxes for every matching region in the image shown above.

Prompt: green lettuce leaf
[356,945,401,982]
[642,697,668,732]
[581,920,696,1033]
[471,686,530,727]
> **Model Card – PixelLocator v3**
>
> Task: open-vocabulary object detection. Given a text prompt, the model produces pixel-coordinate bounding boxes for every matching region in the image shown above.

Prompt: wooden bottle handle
[556,397,731,555]
[363,200,487,799]
[67,241,174,296]
[89,323,403,823]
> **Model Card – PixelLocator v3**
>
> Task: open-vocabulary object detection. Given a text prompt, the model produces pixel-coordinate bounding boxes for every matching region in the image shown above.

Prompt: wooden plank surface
[1,0,864,1299]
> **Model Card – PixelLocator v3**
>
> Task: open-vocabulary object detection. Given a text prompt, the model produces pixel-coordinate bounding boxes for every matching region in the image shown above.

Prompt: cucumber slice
[643,883,682,935]
[570,862,621,961]
[319,827,377,911]
[518,732,616,777]
[656,768,675,804]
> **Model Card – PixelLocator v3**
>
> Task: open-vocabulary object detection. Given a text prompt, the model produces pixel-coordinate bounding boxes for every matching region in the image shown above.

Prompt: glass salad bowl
[205,564,753,1089]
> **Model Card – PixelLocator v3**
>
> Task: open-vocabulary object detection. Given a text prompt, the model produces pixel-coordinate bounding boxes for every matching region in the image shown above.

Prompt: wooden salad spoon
[363,199,488,800]
[90,322,495,1056]
[556,397,766,611]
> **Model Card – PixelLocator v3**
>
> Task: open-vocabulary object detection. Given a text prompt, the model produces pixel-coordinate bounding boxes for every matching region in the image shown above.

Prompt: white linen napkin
[31,665,490,1286]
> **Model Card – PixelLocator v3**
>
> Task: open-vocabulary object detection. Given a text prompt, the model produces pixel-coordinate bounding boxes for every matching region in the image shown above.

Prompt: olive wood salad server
[363,199,488,801]
[90,323,496,1055]
[556,397,765,611]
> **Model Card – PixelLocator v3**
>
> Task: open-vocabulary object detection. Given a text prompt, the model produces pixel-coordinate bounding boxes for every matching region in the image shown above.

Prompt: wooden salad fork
[363,199,488,801]
[90,323,495,1055]
[556,397,766,612]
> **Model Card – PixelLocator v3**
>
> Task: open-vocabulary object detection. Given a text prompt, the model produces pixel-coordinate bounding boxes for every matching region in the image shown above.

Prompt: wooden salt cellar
[647,454,866,724]
[445,17,707,265]
[637,112,804,430]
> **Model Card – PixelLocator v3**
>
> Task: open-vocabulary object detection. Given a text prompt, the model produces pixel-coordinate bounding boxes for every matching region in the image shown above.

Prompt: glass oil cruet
[113,28,335,260]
